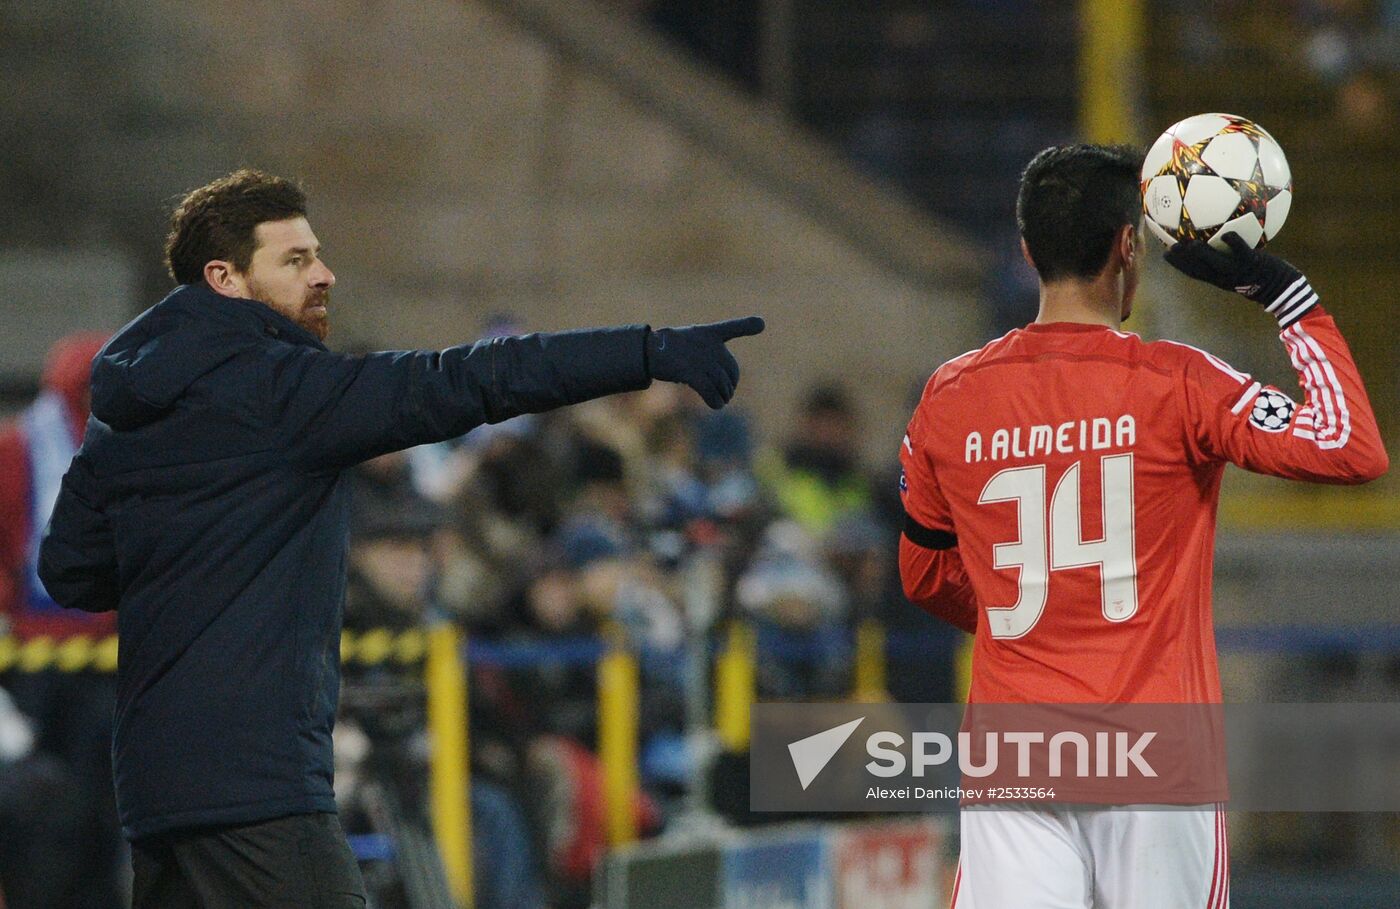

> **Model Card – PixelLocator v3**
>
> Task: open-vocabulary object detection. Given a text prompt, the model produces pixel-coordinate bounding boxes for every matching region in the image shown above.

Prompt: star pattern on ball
[1141,113,1293,248]
[1226,177,1272,230]
[1164,137,1214,241]
[1220,117,1274,232]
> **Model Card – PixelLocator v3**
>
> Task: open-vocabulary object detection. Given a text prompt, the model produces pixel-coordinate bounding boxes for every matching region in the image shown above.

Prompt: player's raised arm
[897,396,978,634]
[1167,236,1389,484]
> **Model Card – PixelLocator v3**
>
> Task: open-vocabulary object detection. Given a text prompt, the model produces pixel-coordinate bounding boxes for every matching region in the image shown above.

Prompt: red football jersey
[899,307,1387,704]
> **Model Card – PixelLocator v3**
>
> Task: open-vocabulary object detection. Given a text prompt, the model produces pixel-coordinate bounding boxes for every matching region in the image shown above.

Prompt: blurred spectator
[349,452,516,631]
[497,551,608,752]
[738,521,845,629]
[471,779,547,909]
[0,332,122,909]
[349,450,432,532]
[345,480,445,631]
[1292,0,1398,131]
[761,383,873,535]
[527,735,659,909]
[453,416,559,531]
[642,412,710,529]
[822,511,892,623]
[871,400,964,705]
[558,439,636,558]
[736,520,850,699]
[0,332,111,638]
[693,409,759,515]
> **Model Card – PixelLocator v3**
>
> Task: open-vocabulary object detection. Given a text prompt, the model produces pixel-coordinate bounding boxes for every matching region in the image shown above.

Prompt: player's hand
[647,316,765,409]
[1164,233,1316,328]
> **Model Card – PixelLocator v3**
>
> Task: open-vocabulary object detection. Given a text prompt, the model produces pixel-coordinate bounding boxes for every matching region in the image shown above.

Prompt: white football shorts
[950,803,1228,909]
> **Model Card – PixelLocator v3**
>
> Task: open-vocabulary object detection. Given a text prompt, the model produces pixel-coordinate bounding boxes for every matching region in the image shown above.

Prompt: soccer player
[898,145,1387,908]
[36,169,763,907]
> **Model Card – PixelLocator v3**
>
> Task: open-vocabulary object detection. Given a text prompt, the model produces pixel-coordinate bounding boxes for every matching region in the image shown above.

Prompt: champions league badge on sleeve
[1249,388,1295,432]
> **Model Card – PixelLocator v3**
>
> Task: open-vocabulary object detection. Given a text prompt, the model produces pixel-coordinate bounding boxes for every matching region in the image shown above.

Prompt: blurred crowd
[1179,0,1400,133]
[0,327,959,908]
[334,318,958,907]
[0,333,121,909]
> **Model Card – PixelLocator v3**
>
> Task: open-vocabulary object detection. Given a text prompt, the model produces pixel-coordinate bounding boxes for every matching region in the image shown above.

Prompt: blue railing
[463,624,1400,669]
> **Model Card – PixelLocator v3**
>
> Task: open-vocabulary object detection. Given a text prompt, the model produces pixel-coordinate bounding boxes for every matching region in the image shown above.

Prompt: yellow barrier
[0,633,119,673]
[954,636,974,704]
[597,629,639,846]
[853,619,888,702]
[715,621,756,750]
[0,629,432,674]
[1079,0,1143,144]
[426,624,473,908]
[1220,488,1400,531]
[341,627,428,666]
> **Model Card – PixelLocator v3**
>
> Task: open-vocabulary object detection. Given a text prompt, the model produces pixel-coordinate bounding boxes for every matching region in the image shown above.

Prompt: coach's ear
[1020,237,1037,272]
[203,259,245,299]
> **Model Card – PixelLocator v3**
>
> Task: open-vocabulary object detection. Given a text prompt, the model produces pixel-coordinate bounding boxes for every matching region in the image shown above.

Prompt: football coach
[37,169,763,907]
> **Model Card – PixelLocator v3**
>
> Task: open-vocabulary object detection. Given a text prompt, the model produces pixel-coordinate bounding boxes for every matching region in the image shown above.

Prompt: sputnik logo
[787,717,864,790]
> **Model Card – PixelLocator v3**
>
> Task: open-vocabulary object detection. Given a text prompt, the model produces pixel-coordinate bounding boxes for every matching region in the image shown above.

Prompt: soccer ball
[1140,113,1292,250]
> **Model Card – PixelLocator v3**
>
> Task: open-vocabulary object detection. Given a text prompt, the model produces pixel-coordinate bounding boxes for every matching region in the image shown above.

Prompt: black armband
[902,513,957,550]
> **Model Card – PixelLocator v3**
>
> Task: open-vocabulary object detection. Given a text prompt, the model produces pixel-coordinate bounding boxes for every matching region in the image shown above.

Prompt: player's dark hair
[164,169,307,286]
[1016,144,1143,283]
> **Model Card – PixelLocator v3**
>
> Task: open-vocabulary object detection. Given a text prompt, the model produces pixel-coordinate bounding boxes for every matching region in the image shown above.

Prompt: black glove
[1164,233,1317,329]
[646,316,765,409]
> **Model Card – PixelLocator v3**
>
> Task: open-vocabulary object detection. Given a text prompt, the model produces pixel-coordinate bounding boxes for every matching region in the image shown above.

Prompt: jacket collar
[176,283,329,351]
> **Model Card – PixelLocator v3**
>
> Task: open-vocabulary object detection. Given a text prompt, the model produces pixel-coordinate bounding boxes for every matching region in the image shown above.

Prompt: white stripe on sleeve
[1230,381,1263,415]
[1294,323,1351,448]
[1282,323,1351,450]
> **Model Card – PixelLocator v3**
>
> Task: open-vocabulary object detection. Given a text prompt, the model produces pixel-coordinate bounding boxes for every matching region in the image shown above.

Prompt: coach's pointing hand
[647,316,765,409]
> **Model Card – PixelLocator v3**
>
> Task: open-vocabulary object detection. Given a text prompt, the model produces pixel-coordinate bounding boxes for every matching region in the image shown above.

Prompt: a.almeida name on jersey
[965,415,1136,463]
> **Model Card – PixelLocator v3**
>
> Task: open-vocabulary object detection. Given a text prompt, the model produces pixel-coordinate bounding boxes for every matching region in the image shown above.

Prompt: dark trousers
[131,812,366,908]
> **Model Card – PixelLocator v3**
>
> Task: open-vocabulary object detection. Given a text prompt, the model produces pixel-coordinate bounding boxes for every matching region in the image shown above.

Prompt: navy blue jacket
[38,284,651,839]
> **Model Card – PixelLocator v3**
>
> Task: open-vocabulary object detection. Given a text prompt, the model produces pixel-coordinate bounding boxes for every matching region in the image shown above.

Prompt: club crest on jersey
[1249,388,1295,433]
[899,469,909,495]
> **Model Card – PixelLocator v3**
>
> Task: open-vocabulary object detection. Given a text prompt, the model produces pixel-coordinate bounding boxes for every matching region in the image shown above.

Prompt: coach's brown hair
[164,169,307,286]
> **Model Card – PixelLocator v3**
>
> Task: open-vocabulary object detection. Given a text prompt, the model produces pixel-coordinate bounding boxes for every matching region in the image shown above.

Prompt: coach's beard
[301,289,330,341]
[246,279,331,342]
